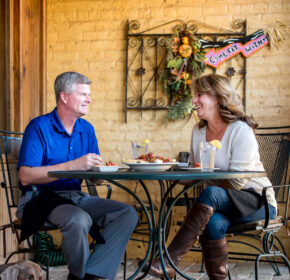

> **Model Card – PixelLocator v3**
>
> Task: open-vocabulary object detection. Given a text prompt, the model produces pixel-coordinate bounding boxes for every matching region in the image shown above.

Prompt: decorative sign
[204,33,269,68]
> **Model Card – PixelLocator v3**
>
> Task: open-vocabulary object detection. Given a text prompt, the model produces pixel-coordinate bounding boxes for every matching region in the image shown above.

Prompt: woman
[147,73,277,279]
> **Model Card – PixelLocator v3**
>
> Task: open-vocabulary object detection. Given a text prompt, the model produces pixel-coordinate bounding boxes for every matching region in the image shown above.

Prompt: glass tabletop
[48,169,267,181]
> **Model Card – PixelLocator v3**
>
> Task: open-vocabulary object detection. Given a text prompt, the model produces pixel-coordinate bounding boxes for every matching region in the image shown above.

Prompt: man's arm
[19,153,103,186]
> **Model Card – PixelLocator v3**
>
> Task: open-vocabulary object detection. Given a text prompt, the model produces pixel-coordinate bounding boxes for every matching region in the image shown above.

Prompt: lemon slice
[210,140,222,150]
[141,139,149,146]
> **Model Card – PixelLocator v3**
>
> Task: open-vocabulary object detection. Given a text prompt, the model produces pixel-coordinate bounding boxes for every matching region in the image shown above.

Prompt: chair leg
[200,256,205,272]
[46,253,50,280]
[123,250,127,280]
[271,255,282,276]
[0,224,10,258]
[255,252,290,280]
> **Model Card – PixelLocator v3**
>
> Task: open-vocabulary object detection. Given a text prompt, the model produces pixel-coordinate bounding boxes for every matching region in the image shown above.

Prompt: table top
[48,169,267,181]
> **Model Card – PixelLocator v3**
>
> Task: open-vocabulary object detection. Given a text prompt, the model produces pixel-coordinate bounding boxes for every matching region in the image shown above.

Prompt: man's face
[64,83,91,118]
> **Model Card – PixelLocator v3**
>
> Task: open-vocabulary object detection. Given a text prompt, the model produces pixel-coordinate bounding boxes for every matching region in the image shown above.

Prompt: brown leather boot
[147,203,214,278]
[200,236,228,280]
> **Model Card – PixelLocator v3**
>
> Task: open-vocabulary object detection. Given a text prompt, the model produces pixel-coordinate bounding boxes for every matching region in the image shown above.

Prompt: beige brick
[99,9,114,20]
[253,2,269,11]
[165,0,178,5]
[138,8,151,19]
[269,2,283,10]
[261,13,288,23]
[201,6,215,16]
[182,0,207,4]
[240,3,255,13]
[227,4,242,16]
[213,5,229,15]
[149,7,164,18]
[163,7,178,18]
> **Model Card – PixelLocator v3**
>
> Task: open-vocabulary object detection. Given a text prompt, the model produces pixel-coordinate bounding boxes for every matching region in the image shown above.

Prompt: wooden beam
[3,0,46,132]
[0,1,6,130]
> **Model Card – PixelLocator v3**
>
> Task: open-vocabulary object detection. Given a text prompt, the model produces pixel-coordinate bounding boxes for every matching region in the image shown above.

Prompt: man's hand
[71,153,104,170]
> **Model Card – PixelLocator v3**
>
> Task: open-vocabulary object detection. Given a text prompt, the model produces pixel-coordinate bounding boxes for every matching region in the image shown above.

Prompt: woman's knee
[203,213,229,240]
[198,186,228,206]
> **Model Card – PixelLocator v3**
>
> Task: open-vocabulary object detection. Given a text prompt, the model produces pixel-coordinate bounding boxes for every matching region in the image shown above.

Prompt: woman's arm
[210,179,235,189]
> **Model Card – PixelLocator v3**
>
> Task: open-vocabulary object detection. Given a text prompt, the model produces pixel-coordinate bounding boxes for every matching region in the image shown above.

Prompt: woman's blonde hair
[192,73,258,129]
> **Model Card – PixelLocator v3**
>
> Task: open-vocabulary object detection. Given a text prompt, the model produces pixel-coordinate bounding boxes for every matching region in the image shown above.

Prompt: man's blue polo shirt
[18,107,100,192]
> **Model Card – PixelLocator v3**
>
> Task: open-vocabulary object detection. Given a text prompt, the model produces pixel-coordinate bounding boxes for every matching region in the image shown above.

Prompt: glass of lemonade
[200,142,216,172]
[131,142,148,159]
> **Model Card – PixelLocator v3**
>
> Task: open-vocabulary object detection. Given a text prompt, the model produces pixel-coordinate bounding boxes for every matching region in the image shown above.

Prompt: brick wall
[46,0,290,261]
[47,0,290,164]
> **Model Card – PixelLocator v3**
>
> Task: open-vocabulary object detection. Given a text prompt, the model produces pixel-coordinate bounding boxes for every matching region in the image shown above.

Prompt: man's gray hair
[54,71,91,103]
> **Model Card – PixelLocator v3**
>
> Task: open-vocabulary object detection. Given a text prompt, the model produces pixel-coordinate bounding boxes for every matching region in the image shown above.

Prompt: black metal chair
[168,127,290,279]
[0,130,60,280]
[85,179,112,199]
[225,126,290,279]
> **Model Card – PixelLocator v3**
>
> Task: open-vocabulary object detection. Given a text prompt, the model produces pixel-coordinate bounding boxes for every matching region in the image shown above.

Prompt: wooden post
[3,0,46,132]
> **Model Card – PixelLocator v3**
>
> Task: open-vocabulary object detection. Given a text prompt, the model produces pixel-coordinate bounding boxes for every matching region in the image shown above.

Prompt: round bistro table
[48,169,266,280]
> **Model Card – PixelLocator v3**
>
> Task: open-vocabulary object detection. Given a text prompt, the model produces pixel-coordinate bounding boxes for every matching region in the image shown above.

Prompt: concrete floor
[48,260,290,280]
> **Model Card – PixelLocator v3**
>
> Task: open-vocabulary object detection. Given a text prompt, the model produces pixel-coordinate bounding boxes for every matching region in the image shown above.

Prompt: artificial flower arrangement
[162,29,206,120]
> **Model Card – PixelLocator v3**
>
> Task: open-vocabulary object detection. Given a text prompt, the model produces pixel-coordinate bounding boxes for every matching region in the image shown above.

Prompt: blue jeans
[197,186,276,240]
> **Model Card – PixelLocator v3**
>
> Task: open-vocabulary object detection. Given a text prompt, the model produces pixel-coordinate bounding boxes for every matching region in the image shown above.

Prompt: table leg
[106,179,155,280]
[158,180,206,280]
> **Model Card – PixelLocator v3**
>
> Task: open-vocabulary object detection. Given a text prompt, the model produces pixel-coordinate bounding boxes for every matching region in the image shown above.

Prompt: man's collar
[51,107,83,134]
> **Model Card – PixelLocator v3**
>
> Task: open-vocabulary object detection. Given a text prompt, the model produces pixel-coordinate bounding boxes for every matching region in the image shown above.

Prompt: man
[16,72,138,280]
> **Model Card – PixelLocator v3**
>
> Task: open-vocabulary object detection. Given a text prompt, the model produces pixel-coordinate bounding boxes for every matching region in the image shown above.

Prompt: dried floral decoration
[263,21,287,49]
[162,29,205,120]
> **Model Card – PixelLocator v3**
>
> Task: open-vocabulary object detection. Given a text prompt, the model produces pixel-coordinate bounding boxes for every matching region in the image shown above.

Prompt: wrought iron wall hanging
[124,19,247,123]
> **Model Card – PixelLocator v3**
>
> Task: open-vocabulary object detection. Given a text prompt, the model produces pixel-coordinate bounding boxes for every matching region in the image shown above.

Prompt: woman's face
[193,92,218,120]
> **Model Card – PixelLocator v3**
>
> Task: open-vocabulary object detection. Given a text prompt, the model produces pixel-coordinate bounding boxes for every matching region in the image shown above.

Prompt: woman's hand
[212,179,235,189]
[178,180,198,186]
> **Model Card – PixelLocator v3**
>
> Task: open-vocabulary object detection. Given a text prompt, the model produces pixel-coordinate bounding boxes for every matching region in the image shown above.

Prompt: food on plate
[136,153,176,163]
[95,161,117,167]
[123,153,176,164]
[210,139,222,150]
[124,159,147,164]
[194,162,201,168]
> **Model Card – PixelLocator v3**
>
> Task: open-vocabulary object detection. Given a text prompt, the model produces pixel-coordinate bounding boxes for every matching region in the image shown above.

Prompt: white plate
[122,162,178,172]
[90,166,122,172]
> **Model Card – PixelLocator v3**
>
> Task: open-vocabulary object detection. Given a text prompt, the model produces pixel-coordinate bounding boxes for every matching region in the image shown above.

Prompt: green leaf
[194,53,202,62]
[175,80,182,91]
[167,58,183,69]
[166,96,193,120]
